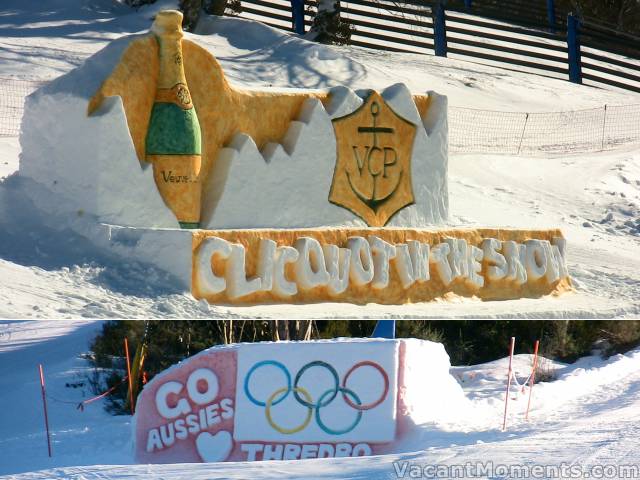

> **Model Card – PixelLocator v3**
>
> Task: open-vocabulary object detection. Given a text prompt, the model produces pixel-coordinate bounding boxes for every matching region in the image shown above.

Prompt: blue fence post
[464,0,472,8]
[546,0,556,33]
[371,321,396,339]
[291,0,305,35]
[567,13,582,84]
[433,1,448,57]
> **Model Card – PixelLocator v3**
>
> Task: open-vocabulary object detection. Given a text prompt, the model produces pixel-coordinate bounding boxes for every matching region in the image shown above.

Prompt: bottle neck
[156,33,187,88]
[154,33,193,109]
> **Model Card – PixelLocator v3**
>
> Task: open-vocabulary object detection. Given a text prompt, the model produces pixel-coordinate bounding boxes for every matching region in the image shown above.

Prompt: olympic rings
[265,386,313,434]
[315,387,362,435]
[341,361,390,411]
[244,359,389,435]
[293,360,339,408]
[244,360,291,407]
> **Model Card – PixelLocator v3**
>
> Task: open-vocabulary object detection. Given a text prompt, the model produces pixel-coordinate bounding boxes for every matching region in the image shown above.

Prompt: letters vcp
[330,91,416,227]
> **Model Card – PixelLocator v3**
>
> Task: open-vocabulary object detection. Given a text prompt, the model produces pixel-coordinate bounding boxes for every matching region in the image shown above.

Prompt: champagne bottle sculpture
[146,10,202,229]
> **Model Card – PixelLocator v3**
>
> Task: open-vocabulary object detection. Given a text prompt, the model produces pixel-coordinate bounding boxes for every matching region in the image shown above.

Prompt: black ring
[293,360,339,408]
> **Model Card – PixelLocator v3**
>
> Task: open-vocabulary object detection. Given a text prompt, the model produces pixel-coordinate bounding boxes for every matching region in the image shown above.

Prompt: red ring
[341,361,389,410]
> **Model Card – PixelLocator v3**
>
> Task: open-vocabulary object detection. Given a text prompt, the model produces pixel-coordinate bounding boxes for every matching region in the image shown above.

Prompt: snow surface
[1,0,640,318]
[1,322,639,478]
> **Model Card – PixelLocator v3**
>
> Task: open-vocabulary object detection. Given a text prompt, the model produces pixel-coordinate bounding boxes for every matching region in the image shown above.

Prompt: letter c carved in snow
[156,381,191,419]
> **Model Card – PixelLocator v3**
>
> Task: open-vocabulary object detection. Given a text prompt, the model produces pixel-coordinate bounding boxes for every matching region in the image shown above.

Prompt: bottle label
[146,103,201,155]
[155,83,194,110]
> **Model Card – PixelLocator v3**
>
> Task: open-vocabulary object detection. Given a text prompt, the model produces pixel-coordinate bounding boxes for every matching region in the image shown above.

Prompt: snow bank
[448,347,640,434]
[133,338,466,464]
[400,338,469,426]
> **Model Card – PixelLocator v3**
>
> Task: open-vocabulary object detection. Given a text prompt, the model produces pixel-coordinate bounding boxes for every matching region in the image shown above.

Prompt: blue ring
[315,387,362,435]
[294,360,340,408]
[244,360,291,407]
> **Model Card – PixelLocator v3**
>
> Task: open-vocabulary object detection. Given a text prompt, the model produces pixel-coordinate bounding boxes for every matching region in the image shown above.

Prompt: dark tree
[179,0,202,30]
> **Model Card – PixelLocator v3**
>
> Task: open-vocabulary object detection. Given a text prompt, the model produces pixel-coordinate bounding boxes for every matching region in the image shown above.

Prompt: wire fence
[449,103,640,154]
[0,79,47,137]
[2,78,639,155]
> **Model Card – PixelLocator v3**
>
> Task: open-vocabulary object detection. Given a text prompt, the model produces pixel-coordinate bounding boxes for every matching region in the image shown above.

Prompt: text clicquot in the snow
[193,234,569,302]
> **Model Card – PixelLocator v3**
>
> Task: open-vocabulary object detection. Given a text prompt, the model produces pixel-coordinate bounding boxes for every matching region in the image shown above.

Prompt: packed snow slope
[1,321,639,479]
[1,0,640,318]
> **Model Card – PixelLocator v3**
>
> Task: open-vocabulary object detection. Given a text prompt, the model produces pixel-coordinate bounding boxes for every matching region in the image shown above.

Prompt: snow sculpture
[369,236,397,289]
[134,338,468,464]
[17,9,572,305]
[194,236,231,295]
[225,244,262,300]
[524,240,548,281]
[83,11,446,229]
[482,238,508,281]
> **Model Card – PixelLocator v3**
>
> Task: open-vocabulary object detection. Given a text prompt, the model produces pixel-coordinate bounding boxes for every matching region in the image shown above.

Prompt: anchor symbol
[347,101,402,213]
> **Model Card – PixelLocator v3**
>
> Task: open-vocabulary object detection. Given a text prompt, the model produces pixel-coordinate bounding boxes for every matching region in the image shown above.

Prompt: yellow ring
[265,386,313,434]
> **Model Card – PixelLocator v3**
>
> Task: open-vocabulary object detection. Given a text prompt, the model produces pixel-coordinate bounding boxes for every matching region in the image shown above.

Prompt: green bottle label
[146,103,202,155]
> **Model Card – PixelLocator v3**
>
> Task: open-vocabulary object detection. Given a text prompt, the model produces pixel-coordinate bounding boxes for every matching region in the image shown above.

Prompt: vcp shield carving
[329,91,417,226]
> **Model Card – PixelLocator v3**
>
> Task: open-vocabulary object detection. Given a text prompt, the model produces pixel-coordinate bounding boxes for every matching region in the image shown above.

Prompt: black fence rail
[445,10,568,80]
[447,0,569,33]
[235,0,640,95]
[239,0,296,31]
[579,21,640,94]
[580,20,640,61]
[301,0,435,54]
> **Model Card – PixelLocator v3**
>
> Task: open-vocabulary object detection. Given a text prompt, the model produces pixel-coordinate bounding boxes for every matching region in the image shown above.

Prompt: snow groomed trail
[0,321,639,479]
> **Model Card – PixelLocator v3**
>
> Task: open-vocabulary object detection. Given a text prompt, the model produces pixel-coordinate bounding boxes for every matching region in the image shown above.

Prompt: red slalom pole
[124,338,134,415]
[38,364,52,457]
[502,336,516,431]
[525,340,540,421]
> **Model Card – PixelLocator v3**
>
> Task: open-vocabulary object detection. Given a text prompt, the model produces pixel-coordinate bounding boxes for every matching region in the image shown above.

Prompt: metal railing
[237,0,640,94]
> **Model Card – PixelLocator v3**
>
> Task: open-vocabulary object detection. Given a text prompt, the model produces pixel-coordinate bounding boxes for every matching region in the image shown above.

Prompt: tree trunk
[554,320,570,356]
[271,321,314,341]
[307,0,352,45]
[616,0,633,30]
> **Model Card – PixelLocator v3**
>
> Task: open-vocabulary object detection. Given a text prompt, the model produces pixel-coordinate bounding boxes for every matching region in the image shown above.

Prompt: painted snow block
[201,87,447,229]
[133,338,466,464]
[20,10,447,233]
